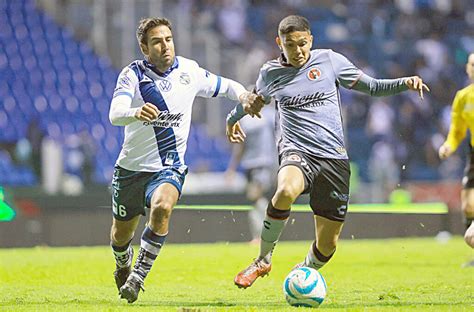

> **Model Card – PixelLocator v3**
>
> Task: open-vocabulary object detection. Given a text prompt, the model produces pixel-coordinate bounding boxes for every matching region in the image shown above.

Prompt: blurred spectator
[226,106,277,243]
[26,118,45,180]
[368,140,400,202]
[217,0,248,46]
[365,100,395,142]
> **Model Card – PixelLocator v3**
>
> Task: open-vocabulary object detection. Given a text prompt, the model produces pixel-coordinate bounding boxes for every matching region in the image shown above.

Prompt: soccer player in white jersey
[108,17,260,303]
[226,15,429,288]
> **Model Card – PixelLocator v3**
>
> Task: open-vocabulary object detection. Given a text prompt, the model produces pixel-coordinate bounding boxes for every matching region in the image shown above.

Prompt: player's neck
[145,58,178,76]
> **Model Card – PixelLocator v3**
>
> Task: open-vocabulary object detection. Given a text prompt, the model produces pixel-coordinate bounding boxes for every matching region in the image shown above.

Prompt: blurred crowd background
[0,0,473,203]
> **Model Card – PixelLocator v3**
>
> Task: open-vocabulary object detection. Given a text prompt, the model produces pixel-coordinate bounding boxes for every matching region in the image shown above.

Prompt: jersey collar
[144,57,179,77]
[278,51,314,69]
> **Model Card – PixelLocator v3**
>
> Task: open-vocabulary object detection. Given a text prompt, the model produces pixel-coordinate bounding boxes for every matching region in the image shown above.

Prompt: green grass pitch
[0,238,472,311]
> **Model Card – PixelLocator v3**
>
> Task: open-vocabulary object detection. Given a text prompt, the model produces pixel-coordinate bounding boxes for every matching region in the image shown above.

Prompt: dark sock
[132,226,167,282]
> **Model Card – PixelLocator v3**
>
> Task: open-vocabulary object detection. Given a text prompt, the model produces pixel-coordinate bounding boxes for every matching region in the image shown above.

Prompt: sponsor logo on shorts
[287,154,301,162]
[330,191,349,202]
[337,204,347,216]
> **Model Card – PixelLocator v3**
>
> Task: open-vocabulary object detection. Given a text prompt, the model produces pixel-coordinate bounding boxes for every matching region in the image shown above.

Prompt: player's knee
[150,200,174,219]
[275,185,299,202]
[462,201,474,217]
[110,226,134,245]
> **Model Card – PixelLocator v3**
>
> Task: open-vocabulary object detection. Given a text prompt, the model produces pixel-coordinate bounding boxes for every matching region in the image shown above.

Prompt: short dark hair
[136,17,172,46]
[278,15,310,36]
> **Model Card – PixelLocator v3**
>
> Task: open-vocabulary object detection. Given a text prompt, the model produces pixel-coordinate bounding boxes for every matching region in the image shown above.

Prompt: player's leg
[110,166,150,292]
[260,165,304,262]
[303,158,350,270]
[110,216,141,291]
[462,188,474,248]
[234,161,306,288]
[121,168,184,303]
[462,149,474,253]
[304,216,344,269]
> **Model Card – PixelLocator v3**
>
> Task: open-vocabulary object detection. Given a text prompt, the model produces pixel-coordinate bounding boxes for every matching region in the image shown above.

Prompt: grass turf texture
[0,238,472,311]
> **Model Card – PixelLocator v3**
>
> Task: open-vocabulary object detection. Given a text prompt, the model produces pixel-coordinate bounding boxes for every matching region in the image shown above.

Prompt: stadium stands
[0,0,231,185]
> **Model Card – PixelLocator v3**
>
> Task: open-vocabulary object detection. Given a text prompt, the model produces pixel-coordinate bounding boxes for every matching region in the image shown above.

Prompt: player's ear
[275,36,282,50]
[140,43,149,56]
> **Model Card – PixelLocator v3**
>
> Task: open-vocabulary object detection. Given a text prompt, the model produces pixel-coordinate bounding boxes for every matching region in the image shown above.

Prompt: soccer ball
[283,266,327,307]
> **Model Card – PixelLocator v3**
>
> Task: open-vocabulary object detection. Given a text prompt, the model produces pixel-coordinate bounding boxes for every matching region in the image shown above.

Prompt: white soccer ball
[283,266,327,308]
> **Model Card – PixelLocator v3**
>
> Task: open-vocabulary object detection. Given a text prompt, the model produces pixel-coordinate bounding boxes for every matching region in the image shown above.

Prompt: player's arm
[439,91,467,159]
[195,65,264,118]
[109,67,159,126]
[226,69,270,126]
[226,87,267,143]
[353,74,429,99]
[329,50,429,98]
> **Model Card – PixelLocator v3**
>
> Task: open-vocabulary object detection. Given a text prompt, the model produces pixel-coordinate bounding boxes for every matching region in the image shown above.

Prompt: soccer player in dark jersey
[438,53,474,259]
[226,15,429,288]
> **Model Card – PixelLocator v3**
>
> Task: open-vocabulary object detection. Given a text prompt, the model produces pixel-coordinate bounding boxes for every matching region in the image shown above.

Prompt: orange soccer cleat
[234,258,272,288]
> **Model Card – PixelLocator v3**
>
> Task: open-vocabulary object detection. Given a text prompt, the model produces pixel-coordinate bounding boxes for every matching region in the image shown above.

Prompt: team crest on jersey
[179,72,191,85]
[159,80,172,92]
[307,67,322,81]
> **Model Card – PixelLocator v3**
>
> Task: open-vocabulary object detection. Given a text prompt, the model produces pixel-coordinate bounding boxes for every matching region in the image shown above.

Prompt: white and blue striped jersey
[110,56,245,173]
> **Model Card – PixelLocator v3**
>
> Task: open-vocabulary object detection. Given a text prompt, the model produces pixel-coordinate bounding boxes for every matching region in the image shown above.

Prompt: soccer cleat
[114,265,131,292]
[234,258,271,289]
[114,247,134,292]
[120,274,145,303]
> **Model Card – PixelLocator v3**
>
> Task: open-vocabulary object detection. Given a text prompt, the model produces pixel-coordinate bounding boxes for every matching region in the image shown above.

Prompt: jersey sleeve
[193,64,224,97]
[255,66,272,104]
[194,62,247,101]
[445,90,467,151]
[109,66,140,126]
[329,50,409,96]
[113,67,138,99]
[328,50,362,89]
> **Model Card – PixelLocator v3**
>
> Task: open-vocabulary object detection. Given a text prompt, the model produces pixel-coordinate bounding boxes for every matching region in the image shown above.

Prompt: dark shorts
[279,150,350,222]
[111,165,186,221]
[463,147,474,189]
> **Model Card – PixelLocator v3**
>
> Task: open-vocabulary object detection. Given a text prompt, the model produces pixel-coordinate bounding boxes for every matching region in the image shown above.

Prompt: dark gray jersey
[256,49,408,159]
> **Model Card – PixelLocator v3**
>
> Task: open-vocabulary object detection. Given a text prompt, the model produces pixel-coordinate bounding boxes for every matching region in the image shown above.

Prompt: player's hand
[135,103,159,122]
[226,121,246,143]
[405,76,430,100]
[240,92,265,118]
[438,144,453,160]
